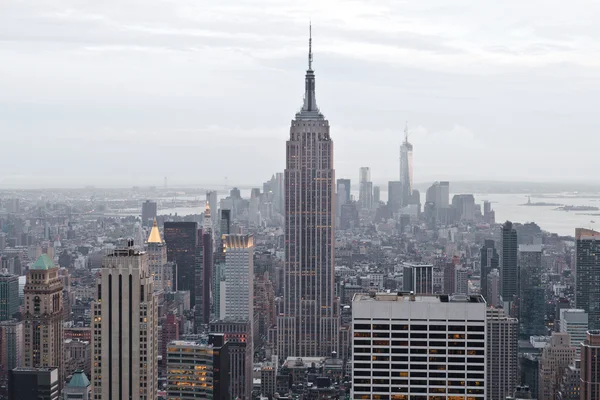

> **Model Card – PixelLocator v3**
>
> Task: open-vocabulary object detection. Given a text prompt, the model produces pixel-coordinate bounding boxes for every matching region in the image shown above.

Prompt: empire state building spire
[298,23,322,118]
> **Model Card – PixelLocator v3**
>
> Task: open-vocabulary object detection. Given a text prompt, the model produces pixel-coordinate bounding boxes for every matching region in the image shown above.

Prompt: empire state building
[277,27,339,359]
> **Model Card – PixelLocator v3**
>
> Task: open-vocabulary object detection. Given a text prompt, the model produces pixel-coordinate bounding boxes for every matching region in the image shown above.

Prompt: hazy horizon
[2,0,600,188]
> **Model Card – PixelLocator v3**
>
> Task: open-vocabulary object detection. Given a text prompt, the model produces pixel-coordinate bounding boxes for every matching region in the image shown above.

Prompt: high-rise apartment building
[399,124,413,207]
[487,308,519,400]
[146,219,173,292]
[352,293,486,399]
[195,206,214,329]
[164,222,198,303]
[538,332,576,400]
[141,200,157,227]
[23,254,64,385]
[278,28,339,360]
[91,244,158,400]
[8,367,59,400]
[575,228,600,330]
[519,244,546,338]
[480,240,499,304]
[500,221,519,314]
[0,274,18,321]
[454,266,469,295]
[559,309,588,356]
[580,330,600,400]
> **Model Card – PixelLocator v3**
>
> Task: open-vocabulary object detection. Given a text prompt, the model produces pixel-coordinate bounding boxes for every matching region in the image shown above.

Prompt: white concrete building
[352,293,486,399]
[222,234,254,321]
[560,308,588,355]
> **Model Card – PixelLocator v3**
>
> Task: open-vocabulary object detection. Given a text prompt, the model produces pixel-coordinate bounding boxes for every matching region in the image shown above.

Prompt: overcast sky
[2,0,600,188]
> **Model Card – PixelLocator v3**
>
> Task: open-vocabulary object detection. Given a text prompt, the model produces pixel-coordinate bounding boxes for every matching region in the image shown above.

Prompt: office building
[575,228,600,330]
[352,293,486,399]
[480,240,499,304]
[538,332,576,400]
[559,309,588,356]
[519,244,546,338]
[221,234,254,321]
[388,181,403,212]
[580,330,600,400]
[206,191,218,230]
[8,367,59,400]
[166,336,229,400]
[91,243,158,400]
[62,370,92,400]
[454,266,469,295]
[278,29,339,360]
[402,262,433,294]
[336,179,351,219]
[452,194,476,221]
[195,205,214,329]
[340,201,359,230]
[141,200,157,227]
[0,274,18,321]
[557,359,580,400]
[220,209,231,236]
[487,308,519,400]
[0,320,23,383]
[373,185,381,206]
[23,254,64,385]
[359,167,373,210]
[399,124,413,207]
[487,269,501,308]
[160,313,179,377]
[209,320,252,399]
[146,219,173,293]
[500,221,519,315]
[164,222,198,303]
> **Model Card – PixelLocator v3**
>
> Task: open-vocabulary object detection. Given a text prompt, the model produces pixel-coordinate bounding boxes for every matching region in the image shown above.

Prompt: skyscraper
[0,274,19,321]
[399,123,413,207]
[387,180,403,212]
[352,293,486,399]
[164,222,198,303]
[23,254,64,386]
[8,367,59,400]
[195,204,214,329]
[575,228,600,330]
[358,167,373,210]
[278,27,339,360]
[559,309,588,355]
[480,239,499,304]
[206,191,218,230]
[487,308,519,400]
[538,332,576,400]
[146,219,172,292]
[0,320,23,384]
[500,221,519,315]
[91,243,158,400]
[141,200,157,227]
[221,234,254,321]
[580,330,600,400]
[519,244,546,338]
[336,178,351,221]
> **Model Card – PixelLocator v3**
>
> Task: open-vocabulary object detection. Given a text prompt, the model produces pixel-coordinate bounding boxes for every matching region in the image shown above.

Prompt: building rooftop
[147,218,163,244]
[31,254,55,270]
[353,292,485,303]
[67,371,90,388]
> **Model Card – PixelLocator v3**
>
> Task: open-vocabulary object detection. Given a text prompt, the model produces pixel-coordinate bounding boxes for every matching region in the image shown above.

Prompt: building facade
[23,254,64,385]
[575,228,600,330]
[0,274,19,321]
[352,293,486,399]
[278,30,339,360]
[559,309,588,356]
[141,200,157,227]
[164,222,198,304]
[91,244,158,400]
[487,308,519,400]
[519,244,546,338]
[8,367,59,400]
[146,219,173,293]
[580,330,600,400]
[399,125,413,207]
[538,332,576,400]
[500,221,519,315]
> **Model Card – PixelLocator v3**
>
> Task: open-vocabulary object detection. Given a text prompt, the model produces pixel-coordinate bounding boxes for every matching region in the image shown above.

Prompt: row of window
[354,332,485,340]
[354,355,484,363]
[353,371,484,379]
[354,324,485,332]
[354,379,484,387]
[354,340,485,347]
[353,364,485,372]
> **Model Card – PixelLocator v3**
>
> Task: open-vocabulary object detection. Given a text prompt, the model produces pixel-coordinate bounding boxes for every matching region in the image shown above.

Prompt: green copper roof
[30,254,55,270]
[67,371,90,387]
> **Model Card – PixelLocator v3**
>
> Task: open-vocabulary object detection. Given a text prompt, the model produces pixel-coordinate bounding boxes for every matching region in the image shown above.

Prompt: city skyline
[3,1,600,187]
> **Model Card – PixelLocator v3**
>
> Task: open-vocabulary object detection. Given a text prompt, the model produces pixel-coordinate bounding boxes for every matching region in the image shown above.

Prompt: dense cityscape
[1,31,600,400]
